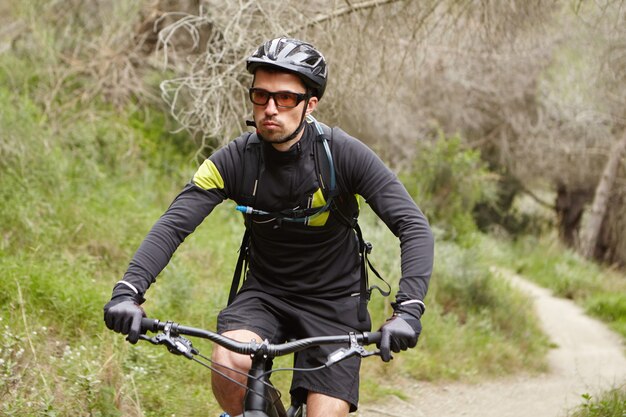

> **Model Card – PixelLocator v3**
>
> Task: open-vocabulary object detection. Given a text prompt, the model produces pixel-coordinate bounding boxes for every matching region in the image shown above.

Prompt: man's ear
[305,96,319,116]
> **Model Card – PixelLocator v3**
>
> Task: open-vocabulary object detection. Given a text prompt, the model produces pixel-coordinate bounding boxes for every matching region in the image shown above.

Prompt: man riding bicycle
[104,37,434,417]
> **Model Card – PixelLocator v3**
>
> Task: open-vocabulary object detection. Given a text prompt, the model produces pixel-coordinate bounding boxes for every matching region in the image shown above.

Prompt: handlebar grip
[364,331,382,345]
[141,317,159,333]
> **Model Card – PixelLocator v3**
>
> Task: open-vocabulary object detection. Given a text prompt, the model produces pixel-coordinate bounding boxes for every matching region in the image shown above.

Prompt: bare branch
[287,0,406,34]
[519,184,556,210]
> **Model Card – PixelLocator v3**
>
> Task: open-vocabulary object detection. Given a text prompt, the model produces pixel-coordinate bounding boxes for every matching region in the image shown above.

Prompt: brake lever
[138,327,198,360]
[361,348,382,359]
[139,334,159,344]
[324,333,382,367]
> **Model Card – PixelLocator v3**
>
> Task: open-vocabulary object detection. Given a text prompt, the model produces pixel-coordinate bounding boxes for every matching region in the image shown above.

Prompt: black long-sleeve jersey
[120,122,434,315]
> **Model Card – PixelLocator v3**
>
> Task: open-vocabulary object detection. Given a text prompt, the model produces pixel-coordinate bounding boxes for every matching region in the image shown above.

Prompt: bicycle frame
[139,318,381,417]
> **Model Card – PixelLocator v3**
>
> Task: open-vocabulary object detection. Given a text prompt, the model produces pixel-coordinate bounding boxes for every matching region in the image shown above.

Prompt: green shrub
[571,388,626,417]
[585,293,626,336]
[401,132,496,245]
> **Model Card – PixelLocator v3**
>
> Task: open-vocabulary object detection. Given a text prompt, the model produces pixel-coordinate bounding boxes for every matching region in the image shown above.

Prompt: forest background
[0,0,625,416]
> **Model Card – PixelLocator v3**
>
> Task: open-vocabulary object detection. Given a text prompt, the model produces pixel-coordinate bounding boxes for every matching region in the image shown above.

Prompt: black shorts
[217,290,372,411]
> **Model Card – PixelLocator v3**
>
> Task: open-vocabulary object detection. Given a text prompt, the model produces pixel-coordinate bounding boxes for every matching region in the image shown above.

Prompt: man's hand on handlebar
[104,287,146,344]
[377,313,422,362]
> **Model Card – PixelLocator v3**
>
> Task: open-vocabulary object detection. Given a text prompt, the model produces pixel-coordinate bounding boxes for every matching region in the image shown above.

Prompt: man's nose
[264,97,279,115]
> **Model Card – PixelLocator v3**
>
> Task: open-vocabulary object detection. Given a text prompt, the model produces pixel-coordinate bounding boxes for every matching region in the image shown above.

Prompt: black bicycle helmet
[247,37,328,99]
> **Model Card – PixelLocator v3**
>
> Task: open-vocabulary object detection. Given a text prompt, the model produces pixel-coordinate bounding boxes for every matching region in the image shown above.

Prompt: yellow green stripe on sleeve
[193,160,225,190]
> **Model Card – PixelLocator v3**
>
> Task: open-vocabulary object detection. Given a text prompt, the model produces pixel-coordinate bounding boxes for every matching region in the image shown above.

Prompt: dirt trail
[357,270,626,417]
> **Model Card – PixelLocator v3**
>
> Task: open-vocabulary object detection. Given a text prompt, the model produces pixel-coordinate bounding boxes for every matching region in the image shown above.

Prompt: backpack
[228,117,389,321]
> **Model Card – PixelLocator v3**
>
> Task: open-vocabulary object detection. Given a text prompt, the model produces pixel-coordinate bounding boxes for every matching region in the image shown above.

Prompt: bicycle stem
[245,343,275,413]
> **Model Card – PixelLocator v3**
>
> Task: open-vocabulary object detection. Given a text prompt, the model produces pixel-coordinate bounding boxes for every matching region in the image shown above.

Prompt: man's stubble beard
[258,121,296,145]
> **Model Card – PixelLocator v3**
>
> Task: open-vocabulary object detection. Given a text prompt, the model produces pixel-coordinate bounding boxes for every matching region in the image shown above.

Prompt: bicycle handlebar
[141,317,381,357]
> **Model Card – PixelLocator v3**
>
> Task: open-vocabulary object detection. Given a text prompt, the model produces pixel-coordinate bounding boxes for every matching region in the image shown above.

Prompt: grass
[570,387,626,417]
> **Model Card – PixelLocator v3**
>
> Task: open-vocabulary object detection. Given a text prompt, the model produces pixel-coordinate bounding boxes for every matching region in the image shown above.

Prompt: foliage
[585,293,626,338]
[0,111,192,417]
[0,12,201,410]
[0,88,187,256]
[570,388,626,417]
[401,132,496,244]
[7,0,159,110]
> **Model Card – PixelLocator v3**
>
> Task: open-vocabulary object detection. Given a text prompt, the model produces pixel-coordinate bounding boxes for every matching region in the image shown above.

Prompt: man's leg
[307,392,350,417]
[211,329,261,416]
[289,294,370,413]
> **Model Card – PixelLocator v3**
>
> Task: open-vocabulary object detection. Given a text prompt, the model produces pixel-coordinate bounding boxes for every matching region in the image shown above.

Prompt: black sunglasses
[249,88,309,108]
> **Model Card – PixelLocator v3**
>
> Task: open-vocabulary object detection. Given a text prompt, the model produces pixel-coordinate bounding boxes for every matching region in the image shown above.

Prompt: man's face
[251,68,318,149]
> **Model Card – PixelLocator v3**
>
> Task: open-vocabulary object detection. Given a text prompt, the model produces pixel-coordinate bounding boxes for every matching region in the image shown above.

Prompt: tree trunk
[579,131,626,259]
[555,184,592,248]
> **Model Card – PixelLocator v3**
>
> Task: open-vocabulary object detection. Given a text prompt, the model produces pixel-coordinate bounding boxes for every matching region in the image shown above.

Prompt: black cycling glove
[103,284,145,344]
[377,313,422,362]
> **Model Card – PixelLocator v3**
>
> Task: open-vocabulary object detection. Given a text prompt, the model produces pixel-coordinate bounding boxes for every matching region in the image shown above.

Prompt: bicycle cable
[258,365,326,380]
[140,329,281,405]
[190,351,282,406]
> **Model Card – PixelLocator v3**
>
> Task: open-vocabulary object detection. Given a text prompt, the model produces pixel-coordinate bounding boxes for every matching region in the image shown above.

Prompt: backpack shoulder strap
[313,123,358,227]
[228,132,260,305]
[240,132,262,207]
[313,122,337,198]
[228,228,250,305]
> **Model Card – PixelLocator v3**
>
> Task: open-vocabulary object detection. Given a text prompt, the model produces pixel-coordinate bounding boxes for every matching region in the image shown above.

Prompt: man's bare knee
[307,391,350,417]
[210,329,262,415]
